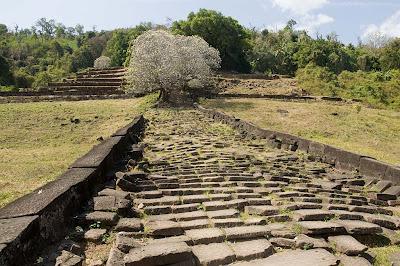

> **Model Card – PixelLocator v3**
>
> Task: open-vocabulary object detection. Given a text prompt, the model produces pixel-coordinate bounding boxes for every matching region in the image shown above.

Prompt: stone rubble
[46,109,400,266]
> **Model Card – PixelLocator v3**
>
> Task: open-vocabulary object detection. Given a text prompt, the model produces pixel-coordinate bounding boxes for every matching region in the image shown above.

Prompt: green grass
[202,98,400,165]
[0,95,157,207]
[370,246,400,266]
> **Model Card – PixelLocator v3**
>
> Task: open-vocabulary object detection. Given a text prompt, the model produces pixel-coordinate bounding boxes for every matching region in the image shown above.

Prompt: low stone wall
[195,104,400,184]
[217,93,361,103]
[0,115,146,265]
[0,94,133,104]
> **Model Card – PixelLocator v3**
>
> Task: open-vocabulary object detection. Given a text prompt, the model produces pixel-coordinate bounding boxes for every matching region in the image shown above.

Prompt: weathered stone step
[231,249,339,266]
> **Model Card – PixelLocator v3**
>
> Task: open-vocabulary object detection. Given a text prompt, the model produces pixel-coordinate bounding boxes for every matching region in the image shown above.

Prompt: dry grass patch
[0,96,156,207]
[202,98,400,165]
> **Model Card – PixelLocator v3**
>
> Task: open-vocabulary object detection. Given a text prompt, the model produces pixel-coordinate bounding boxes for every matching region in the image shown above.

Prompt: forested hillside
[1,9,400,109]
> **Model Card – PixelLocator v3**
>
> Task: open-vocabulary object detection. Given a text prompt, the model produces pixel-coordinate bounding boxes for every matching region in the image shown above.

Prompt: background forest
[1,9,400,109]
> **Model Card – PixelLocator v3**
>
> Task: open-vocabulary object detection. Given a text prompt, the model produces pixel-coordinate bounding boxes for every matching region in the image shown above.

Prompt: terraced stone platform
[45,109,400,266]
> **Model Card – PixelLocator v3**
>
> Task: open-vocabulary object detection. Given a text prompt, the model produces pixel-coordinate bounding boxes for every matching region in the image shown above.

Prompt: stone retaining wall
[0,94,133,104]
[195,104,400,184]
[217,93,362,103]
[0,115,146,266]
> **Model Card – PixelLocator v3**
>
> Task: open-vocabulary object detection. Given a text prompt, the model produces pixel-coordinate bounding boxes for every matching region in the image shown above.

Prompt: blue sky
[1,0,400,44]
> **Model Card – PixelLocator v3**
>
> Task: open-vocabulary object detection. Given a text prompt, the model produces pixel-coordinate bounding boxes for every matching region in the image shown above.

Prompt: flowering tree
[94,56,111,69]
[126,30,221,105]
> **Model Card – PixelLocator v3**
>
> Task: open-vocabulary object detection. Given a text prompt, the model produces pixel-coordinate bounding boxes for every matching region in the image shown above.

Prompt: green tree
[294,37,356,74]
[105,24,152,66]
[380,38,400,71]
[0,24,8,36]
[0,55,13,85]
[172,9,251,73]
[249,21,304,75]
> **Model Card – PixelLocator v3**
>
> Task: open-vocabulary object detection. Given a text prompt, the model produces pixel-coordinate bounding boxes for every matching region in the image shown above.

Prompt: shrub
[94,56,111,69]
[126,30,221,105]
[380,38,400,71]
[296,63,339,96]
[0,55,13,85]
[13,69,34,88]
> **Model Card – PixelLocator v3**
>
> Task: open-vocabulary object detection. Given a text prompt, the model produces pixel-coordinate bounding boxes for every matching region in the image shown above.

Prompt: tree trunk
[159,89,193,107]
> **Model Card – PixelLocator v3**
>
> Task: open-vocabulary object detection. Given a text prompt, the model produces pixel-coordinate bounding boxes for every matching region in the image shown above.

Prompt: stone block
[335,220,382,235]
[308,142,326,158]
[384,166,400,184]
[230,239,274,261]
[124,242,192,266]
[232,249,338,266]
[328,235,367,255]
[223,226,270,241]
[192,243,235,266]
[359,158,388,179]
[84,229,107,243]
[334,150,362,171]
[185,228,225,245]
[146,220,183,237]
[70,136,122,168]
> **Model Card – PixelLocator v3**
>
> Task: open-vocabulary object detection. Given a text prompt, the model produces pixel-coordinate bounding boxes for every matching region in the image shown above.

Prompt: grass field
[202,98,400,165]
[0,95,156,207]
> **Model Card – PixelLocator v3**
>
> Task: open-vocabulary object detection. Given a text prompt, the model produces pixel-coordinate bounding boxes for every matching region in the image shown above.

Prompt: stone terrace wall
[0,94,133,104]
[195,104,400,184]
[0,116,146,266]
[217,93,358,103]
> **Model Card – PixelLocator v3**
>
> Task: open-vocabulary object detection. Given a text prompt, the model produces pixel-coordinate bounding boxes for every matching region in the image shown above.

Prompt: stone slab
[296,221,346,235]
[124,242,192,266]
[338,254,372,266]
[192,243,235,266]
[232,249,338,266]
[185,228,225,245]
[0,168,97,219]
[335,220,382,235]
[70,136,122,168]
[328,235,367,255]
[223,226,270,241]
[0,216,38,244]
[359,157,388,179]
[230,239,274,261]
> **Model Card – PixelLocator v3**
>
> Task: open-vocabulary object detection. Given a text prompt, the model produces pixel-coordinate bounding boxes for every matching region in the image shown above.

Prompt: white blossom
[126,30,221,100]
[94,56,111,69]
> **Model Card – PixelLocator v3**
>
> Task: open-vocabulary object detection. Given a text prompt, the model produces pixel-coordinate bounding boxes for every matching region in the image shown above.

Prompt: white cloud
[271,0,329,15]
[296,14,334,34]
[266,14,334,34]
[362,10,400,39]
[266,0,333,34]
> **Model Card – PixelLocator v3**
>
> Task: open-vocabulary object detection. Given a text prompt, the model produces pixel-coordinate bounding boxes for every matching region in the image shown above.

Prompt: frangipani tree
[94,56,111,69]
[126,30,221,105]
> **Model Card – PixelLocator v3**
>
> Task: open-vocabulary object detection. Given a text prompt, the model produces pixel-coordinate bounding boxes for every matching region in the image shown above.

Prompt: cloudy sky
[1,0,400,43]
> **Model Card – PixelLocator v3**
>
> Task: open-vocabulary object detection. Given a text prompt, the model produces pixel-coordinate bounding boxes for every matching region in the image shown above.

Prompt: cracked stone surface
[41,109,400,265]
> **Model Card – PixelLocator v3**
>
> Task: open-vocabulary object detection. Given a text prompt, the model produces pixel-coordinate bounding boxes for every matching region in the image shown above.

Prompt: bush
[126,30,221,105]
[296,64,339,96]
[296,65,399,109]
[380,38,400,71]
[0,55,13,85]
[94,56,111,69]
[13,69,34,88]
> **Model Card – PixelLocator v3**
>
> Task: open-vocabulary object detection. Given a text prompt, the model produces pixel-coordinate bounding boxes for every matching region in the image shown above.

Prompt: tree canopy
[126,30,221,105]
[172,9,251,73]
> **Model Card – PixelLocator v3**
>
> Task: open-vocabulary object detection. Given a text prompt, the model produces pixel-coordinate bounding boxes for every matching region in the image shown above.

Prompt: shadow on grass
[205,98,256,112]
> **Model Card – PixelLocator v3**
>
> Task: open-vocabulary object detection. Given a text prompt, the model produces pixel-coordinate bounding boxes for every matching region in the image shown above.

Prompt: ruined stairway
[39,67,127,96]
[47,109,400,266]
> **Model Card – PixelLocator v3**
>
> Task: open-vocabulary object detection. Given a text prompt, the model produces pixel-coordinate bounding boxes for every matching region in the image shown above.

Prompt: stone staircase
[47,109,400,266]
[38,67,127,96]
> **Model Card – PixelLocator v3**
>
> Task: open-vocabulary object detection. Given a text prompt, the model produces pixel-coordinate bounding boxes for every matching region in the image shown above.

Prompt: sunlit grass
[0,95,157,207]
[202,98,400,165]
